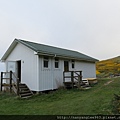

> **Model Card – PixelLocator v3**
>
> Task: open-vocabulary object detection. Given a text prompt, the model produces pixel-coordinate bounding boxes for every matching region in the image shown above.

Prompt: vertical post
[17,78,19,95]
[63,71,65,83]
[71,71,74,88]
[80,71,82,82]
[10,71,12,93]
[78,72,80,87]
[1,72,3,91]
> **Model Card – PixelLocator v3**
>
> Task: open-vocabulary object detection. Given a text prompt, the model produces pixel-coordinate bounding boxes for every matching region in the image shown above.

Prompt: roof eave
[36,51,98,62]
[1,39,18,61]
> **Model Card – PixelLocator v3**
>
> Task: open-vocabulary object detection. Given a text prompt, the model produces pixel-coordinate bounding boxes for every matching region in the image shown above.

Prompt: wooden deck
[63,71,82,89]
[63,81,78,88]
[87,78,98,85]
[63,71,91,89]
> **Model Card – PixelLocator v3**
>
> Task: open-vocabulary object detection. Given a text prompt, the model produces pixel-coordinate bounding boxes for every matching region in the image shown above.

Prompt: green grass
[0,77,120,115]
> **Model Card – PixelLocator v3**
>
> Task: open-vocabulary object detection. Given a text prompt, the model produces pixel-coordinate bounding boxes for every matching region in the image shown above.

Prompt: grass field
[0,78,120,115]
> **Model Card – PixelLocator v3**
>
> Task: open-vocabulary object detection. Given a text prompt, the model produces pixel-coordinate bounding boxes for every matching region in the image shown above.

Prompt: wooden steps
[1,71,33,98]
[80,79,91,89]
[64,79,91,90]
[18,83,33,98]
[1,83,33,98]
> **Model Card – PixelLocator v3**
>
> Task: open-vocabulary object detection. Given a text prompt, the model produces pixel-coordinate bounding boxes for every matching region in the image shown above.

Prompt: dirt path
[104,80,114,86]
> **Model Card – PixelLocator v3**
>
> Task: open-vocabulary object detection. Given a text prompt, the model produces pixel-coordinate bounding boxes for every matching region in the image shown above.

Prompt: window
[44,57,49,68]
[55,58,59,68]
[72,60,75,69]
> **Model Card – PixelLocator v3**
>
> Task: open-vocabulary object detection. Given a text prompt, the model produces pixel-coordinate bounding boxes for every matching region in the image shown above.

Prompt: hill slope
[0,78,120,115]
[96,56,120,77]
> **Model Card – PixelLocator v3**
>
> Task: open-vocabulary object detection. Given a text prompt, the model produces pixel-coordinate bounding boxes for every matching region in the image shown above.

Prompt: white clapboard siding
[6,43,38,91]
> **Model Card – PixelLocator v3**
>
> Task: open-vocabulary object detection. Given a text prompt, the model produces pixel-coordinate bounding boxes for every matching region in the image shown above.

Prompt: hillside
[0,78,120,115]
[96,56,120,78]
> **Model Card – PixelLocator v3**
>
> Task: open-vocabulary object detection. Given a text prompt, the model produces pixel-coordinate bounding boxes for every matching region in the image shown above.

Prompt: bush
[112,94,120,114]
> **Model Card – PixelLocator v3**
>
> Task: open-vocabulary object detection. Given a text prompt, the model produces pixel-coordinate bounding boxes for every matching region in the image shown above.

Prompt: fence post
[1,72,3,91]
[78,72,80,87]
[63,71,65,83]
[71,71,74,88]
[80,71,82,82]
[10,71,12,93]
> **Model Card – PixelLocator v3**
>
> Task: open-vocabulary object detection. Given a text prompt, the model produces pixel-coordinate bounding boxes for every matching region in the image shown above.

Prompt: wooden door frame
[17,60,21,83]
[64,60,69,72]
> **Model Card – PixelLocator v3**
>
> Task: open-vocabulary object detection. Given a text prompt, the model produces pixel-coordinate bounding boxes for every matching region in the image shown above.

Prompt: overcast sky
[0,0,120,71]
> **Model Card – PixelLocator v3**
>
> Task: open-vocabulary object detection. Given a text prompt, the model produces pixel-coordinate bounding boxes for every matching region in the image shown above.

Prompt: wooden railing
[12,72,19,95]
[1,72,10,91]
[63,71,82,88]
[1,71,19,95]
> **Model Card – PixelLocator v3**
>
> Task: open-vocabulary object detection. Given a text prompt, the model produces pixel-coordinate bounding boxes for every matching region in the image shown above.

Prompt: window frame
[43,56,49,68]
[71,60,75,69]
[64,61,69,72]
[54,58,59,68]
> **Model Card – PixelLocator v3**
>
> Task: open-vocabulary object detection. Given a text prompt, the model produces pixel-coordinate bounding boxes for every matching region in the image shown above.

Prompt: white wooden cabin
[1,39,98,92]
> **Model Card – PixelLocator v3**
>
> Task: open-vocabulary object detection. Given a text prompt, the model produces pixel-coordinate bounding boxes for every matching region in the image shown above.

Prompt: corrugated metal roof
[16,39,98,62]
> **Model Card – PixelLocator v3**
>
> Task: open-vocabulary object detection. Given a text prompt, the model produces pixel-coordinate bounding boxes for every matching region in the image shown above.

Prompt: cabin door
[16,60,21,83]
[64,61,69,72]
[7,61,21,83]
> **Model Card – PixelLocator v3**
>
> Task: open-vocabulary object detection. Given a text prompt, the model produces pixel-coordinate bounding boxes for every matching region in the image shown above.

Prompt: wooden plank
[87,78,97,80]
[17,79,19,95]
[2,84,10,86]
[63,72,65,83]
[64,76,72,78]
[2,78,10,80]
[64,76,79,78]
[2,72,10,74]
[71,71,74,88]
[12,85,17,94]
[63,82,72,84]
[10,71,12,93]
[1,72,3,91]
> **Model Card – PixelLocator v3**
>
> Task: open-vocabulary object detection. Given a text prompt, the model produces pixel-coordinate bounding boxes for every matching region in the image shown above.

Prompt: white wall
[75,61,96,79]
[6,43,38,91]
[39,56,53,91]
[39,56,63,91]
[53,59,63,89]
[38,57,96,91]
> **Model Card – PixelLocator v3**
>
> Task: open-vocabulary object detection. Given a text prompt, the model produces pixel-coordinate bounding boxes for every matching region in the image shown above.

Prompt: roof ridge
[19,39,81,53]
[15,39,98,62]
